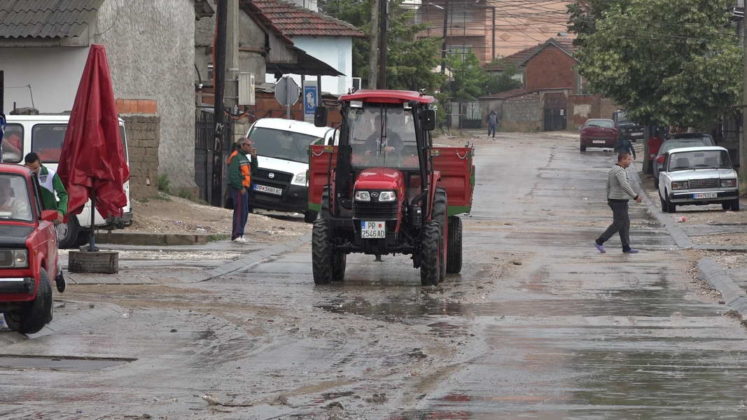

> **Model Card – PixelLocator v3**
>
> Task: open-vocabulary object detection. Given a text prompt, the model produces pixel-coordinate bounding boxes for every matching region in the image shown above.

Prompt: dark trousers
[488,124,496,137]
[597,199,631,250]
[231,188,249,240]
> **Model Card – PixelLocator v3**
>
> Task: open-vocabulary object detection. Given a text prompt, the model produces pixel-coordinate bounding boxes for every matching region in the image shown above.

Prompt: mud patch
[0,354,135,372]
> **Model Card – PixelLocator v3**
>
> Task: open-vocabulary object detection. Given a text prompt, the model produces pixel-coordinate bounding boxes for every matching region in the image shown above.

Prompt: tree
[576,0,742,128]
[483,60,522,95]
[319,0,443,92]
[566,0,628,43]
[445,52,488,101]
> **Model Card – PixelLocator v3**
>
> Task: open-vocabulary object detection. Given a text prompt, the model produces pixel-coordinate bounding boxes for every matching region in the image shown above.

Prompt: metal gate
[195,110,233,205]
[543,93,567,131]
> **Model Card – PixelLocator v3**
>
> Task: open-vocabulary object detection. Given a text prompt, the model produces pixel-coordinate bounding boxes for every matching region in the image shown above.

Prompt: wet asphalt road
[1,132,746,419]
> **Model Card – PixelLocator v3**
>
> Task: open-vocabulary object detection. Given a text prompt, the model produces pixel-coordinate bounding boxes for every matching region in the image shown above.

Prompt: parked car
[652,134,715,188]
[658,146,739,213]
[3,115,132,248]
[243,118,338,223]
[612,110,644,142]
[0,164,59,334]
[579,119,619,152]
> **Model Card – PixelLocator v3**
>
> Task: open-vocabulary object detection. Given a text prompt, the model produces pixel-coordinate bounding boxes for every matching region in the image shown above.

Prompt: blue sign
[304,86,317,115]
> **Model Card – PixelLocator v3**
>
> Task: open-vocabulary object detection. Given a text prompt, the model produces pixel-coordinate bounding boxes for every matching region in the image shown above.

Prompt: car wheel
[56,216,81,249]
[731,199,740,212]
[580,144,586,152]
[3,268,53,334]
[660,195,669,213]
[722,202,731,211]
[304,210,318,223]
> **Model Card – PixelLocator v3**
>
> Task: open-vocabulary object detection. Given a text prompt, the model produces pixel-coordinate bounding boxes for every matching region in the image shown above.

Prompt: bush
[157,174,170,193]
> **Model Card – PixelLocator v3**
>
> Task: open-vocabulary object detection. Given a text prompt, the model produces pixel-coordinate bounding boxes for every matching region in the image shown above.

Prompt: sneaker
[232,236,247,243]
[623,248,639,254]
[594,242,606,253]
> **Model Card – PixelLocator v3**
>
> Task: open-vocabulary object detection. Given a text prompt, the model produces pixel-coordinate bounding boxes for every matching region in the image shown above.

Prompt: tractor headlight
[671,181,689,190]
[721,178,737,188]
[291,171,307,186]
[355,191,371,201]
[378,191,396,202]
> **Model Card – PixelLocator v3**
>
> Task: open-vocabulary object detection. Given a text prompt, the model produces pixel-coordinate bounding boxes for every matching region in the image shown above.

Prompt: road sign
[275,77,300,107]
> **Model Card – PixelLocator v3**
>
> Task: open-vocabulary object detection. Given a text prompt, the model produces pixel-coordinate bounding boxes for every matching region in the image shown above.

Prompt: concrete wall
[524,46,577,92]
[94,0,197,190]
[121,114,160,200]
[568,94,618,129]
[501,92,542,132]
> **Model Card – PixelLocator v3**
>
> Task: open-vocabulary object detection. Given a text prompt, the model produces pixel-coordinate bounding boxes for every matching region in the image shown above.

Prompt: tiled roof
[0,0,104,39]
[485,38,576,72]
[252,0,365,38]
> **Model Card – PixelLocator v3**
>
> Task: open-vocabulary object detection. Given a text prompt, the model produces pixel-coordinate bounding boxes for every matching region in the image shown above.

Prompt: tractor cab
[308,90,473,287]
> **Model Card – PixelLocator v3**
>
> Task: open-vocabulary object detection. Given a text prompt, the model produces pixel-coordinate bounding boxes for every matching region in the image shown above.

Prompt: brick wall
[121,114,160,200]
[524,47,577,92]
[568,95,618,128]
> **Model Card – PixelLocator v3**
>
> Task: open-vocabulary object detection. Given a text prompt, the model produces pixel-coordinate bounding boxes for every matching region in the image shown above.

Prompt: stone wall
[501,92,542,132]
[122,114,160,200]
[568,94,618,129]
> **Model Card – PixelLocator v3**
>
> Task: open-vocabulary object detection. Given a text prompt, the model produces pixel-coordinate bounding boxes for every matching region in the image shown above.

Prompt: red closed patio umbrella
[57,44,129,250]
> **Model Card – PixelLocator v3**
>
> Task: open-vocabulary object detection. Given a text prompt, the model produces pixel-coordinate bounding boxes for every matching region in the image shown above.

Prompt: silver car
[652,134,715,188]
[658,146,739,213]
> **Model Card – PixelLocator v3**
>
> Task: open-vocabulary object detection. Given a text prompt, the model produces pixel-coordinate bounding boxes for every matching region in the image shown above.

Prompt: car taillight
[656,156,665,164]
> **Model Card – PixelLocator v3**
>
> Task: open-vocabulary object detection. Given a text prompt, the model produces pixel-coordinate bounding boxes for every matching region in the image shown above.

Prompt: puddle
[0,354,136,372]
[317,295,465,320]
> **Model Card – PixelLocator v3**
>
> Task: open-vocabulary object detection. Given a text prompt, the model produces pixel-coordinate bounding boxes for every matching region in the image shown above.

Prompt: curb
[631,166,746,320]
[95,231,212,246]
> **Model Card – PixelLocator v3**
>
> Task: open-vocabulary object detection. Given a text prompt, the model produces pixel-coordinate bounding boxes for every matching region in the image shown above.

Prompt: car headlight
[355,191,371,201]
[378,191,396,202]
[671,181,689,190]
[291,171,307,186]
[4,249,28,268]
[721,179,737,188]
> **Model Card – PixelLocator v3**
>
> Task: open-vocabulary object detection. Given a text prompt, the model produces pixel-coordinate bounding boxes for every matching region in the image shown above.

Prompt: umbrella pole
[87,193,99,252]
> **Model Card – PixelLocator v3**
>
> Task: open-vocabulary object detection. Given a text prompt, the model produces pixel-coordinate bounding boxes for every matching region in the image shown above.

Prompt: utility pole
[742,12,747,193]
[376,0,387,89]
[440,0,449,74]
[491,6,495,61]
[211,0,227,207]
[368,0,380,88]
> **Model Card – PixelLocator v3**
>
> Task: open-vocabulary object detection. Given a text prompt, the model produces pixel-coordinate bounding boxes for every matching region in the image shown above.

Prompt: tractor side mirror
[422,109,436,131]
[314,107,328,127]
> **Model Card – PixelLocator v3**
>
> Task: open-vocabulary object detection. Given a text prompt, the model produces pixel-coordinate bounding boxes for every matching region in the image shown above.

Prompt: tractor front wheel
[420,221,442,287]
[312,220,334,285]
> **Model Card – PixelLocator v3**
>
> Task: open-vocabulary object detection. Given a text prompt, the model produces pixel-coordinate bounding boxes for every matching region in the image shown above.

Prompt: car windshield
[347,104,419,170]
[660,139,712,154]
[668,150,732,171]
[0,174,32,222]
[249,127,324,163]
[585,120,614,128]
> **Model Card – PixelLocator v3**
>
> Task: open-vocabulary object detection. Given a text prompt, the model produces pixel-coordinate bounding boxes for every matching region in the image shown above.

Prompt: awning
[266,46,343,77]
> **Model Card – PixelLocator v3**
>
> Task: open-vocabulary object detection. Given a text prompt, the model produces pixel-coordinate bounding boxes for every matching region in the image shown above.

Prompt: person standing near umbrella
[24,152,68,223]
[227,137,257,243]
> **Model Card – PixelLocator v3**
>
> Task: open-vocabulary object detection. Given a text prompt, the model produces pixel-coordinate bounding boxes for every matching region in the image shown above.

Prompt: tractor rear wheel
[433,188,448,282]
[312,220,334,285]
[446,216,462,273]
[4,268,53,334]
[420,221,442,286]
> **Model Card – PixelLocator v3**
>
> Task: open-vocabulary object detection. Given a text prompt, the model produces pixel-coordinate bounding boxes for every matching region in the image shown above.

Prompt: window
[248,127,322,163]
[447,45,472,62]
[1,124,24,163]
[0,174,32,222]
[31,124,67,163]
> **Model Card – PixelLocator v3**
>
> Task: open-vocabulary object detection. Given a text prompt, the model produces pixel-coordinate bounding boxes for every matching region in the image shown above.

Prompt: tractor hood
[354,168,405,192]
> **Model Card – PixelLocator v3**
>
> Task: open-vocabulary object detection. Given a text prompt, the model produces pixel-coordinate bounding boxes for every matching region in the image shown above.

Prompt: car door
[658,153,673,198]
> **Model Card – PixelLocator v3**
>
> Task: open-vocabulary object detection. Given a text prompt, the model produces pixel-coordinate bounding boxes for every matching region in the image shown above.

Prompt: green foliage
[566,0,628,43]
[444,52,488,101]
[157,174,170,193]
[576,0,742,128]
[483,60,522,95]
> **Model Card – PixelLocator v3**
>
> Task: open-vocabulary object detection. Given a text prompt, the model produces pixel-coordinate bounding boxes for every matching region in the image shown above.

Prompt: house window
[447,45,471,62]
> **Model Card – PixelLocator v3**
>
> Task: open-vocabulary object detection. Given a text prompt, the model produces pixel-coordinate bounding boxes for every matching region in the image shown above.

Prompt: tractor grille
[689,178,719,189]
[354,201,398,220]
[254,168,293,183]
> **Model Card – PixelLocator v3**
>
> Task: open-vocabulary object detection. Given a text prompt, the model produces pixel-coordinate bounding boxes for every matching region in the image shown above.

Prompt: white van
[244,118,337,223]
[1,115,132,247]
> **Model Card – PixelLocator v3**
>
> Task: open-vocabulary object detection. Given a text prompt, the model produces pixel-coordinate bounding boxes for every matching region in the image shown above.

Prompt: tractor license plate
[693,192,717,199]
[361,221,386,239]
[592,140,606,144]
[253,184,282,195]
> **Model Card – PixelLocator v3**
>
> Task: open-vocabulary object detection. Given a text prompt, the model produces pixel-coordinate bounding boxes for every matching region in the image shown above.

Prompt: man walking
[227,138,257,243]
[487,110,498,138]
[594,152,642,254]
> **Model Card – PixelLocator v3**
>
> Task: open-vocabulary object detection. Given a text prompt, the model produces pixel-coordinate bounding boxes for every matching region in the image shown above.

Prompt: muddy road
[2,133,747,419]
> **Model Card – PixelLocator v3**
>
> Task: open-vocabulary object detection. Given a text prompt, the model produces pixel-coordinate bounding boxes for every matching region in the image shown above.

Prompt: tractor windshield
[347,104,418,170]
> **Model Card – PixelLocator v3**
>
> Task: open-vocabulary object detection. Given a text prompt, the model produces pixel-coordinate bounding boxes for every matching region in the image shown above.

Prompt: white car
[658,146,739,213]
[244,118,337,222]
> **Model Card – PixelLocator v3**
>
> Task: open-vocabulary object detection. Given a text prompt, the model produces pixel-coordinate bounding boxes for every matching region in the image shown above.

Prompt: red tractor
[308,90,474,286]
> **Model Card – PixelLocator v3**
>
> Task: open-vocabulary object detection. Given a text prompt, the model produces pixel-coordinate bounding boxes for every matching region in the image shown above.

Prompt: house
[0,0,214,197]
[479,38,617,132]
[253,0,365,95]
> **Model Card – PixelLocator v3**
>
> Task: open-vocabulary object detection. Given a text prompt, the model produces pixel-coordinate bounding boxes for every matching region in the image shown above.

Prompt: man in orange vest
[227,138,257,243]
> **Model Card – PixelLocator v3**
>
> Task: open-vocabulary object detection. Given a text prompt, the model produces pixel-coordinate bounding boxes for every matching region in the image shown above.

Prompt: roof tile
[252,0,365,38]
[0,0,103,39]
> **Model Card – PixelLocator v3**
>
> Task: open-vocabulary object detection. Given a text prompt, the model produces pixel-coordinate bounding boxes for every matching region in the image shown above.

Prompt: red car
[580,119,619,152]
[0,164,60,334]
